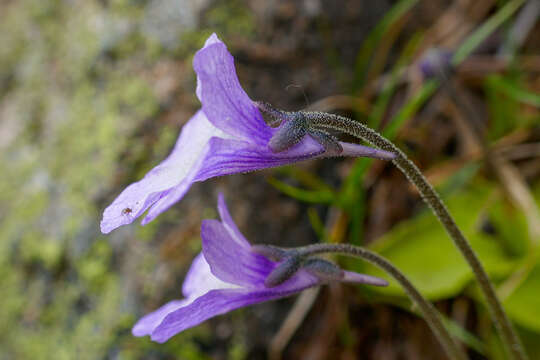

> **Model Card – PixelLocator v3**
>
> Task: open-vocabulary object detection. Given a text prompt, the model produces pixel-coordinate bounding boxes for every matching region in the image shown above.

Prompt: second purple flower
[132,194,388,343]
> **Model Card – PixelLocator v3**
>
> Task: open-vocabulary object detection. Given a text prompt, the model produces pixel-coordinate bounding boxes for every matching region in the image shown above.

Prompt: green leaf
[517,327,540,359]
[504,263,540,332]
[488,197,529,257]
[307,207,327,241]
[338,158,372,244]
[360,184,517,299]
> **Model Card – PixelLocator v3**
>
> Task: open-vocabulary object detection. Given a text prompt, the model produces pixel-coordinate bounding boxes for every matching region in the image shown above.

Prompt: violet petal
[151,273,318,343]
[193,136,324,182]
[193,35,271,145]
[201,219,274,287]
[216,192,251,248]
[132,300,188,337]
[133,252,240,338]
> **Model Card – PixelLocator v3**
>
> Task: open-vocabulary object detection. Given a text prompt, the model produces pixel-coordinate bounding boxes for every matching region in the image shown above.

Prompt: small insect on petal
[122,208,133,215]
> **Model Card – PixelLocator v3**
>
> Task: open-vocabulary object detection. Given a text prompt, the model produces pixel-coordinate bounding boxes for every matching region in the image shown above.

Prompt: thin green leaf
[504,262,540,332]
[443,316,487,355]
[487,75,540,107]
[273,166,335,192]
[268,177,335,204]
[307,207,327,241]
[383,80,438,139]
[452,0,526,65]
[353,0,419,90]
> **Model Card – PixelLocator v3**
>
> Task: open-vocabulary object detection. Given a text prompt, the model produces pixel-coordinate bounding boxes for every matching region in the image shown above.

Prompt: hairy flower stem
[303,111,526,360]
[295,243,467,360]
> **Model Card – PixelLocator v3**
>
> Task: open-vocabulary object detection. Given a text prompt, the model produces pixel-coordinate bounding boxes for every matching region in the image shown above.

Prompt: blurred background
[1,0,539,359]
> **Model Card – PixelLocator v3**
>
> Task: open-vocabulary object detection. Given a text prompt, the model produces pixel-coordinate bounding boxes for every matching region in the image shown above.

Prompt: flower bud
[268,115,307,153]
[264,255,302,287]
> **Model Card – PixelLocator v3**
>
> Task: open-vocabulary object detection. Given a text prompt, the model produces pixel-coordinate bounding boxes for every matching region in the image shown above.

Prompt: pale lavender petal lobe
[181,253,237,298]
[100,111,224,233]
[132,300,187,337]
[139,144,210,225]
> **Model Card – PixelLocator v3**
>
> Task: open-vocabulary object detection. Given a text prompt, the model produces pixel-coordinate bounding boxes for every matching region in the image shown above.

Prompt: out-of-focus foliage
[362,183,519,299]
[0,0,254,359]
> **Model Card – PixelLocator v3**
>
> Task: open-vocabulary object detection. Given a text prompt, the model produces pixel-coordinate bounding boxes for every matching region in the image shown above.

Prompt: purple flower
[101,34,394,234]
[132,194,388,343]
